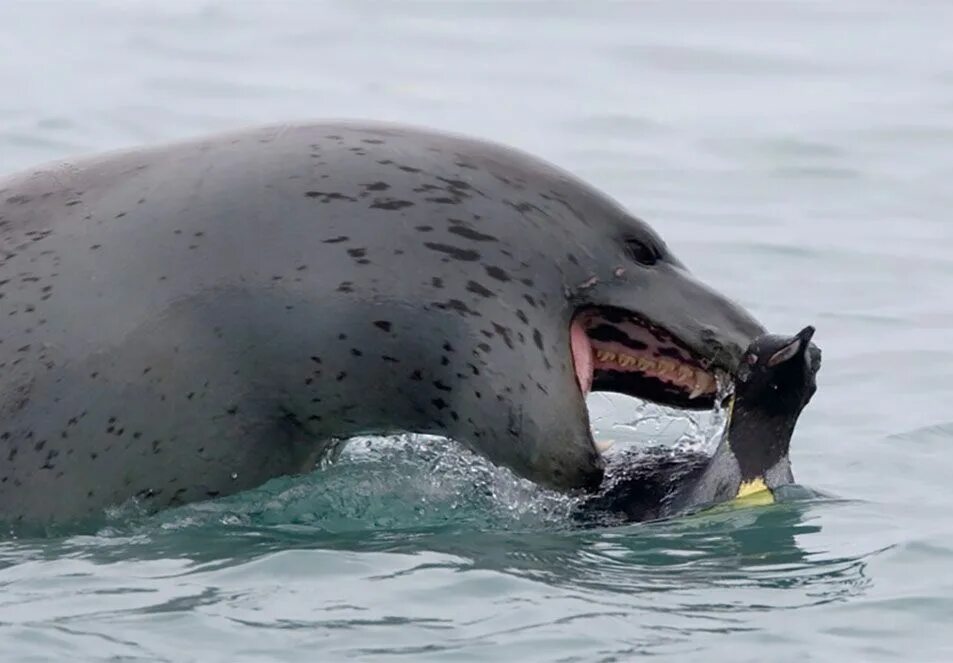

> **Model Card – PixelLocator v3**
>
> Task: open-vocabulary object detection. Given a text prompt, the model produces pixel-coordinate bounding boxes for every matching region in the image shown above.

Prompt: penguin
[578,326,821,524]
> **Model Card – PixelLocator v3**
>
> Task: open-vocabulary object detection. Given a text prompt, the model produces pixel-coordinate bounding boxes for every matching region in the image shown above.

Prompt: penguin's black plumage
[578,326,821,524]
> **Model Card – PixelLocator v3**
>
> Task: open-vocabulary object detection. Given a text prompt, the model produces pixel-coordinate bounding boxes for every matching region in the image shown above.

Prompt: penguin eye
[623,238,659,266]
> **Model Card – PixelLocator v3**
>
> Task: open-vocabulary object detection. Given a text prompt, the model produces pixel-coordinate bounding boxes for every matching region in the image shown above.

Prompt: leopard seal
[0,121,764,523]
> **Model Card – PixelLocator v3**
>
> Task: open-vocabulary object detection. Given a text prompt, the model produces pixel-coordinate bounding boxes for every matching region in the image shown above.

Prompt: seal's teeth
[689,371,715,398]
[678,365,694,382]
[596,350,615,362]
[689,379,705,399]
[594,439,614,454]
[656,358,676,376]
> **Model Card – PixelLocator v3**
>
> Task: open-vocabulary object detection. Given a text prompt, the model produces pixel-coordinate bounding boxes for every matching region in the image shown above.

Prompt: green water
[2,1,953,660]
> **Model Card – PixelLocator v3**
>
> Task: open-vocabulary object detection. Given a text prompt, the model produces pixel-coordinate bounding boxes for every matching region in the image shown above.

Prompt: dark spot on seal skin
[533,329,544,351]
[516,310,529,324]
[370,199,414,211]
[466,281,495,298]
[426,197,457,205]
[493,323,515,349]
[347,248,367,258]
[337,282,353,293]
[65,200,81,207]
[410,370,423,381]
[382,355,400,363]
[363,181,389,191]
[305,191,357,203]
[434,299,481,317]
[437,177,473,190]
[523,294,538,308]
[323,236,349,244]
[424,243,480,262]
[336,371,347,382]
[432,398,448,410]
[477,343,491,353]
[350,348,363,357]
[397,164,422,173]
[520,278,534,287]
[431,277,444,289]
[373,320,392,332]
[362,138,385,145]
[433,380,452,392]
[415,225,433,232]
[447,225,497,242]
[483,266,511,282]
[338,333,348,340]
[507,201,541,215]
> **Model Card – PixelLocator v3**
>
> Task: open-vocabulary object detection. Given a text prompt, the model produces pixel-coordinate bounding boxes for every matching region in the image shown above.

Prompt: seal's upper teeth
[689,379,705,399]
[688,371,715,398]
[656,359,675,375]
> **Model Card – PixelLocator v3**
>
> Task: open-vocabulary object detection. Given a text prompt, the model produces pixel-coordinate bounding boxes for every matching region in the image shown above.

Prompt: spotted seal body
[0,122,764,523]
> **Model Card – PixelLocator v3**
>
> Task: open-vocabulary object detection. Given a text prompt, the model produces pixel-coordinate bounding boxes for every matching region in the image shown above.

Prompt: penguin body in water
[579,326,821,524]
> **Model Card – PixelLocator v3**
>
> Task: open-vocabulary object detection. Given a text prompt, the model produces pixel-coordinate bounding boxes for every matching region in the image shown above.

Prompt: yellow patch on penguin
[734,477,775,506]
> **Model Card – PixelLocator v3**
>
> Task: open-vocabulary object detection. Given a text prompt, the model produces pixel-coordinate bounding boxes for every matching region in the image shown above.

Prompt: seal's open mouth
[570,307,723,410]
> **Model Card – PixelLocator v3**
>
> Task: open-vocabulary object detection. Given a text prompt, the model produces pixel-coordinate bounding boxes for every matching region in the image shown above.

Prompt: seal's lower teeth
[594,439,615,454]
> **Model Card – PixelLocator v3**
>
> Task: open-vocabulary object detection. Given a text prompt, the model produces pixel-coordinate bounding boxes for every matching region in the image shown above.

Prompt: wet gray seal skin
[577,326,820,524]
[0,121,764,523]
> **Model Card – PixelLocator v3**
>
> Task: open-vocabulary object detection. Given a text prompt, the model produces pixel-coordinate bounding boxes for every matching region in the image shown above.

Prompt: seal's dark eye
[623,238,659,266]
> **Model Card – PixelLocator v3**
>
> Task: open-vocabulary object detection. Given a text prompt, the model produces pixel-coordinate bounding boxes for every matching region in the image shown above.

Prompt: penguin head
[735,326,821,419]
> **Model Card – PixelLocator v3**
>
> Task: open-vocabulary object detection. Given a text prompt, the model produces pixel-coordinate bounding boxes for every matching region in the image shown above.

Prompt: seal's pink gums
[570,318,593,395]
